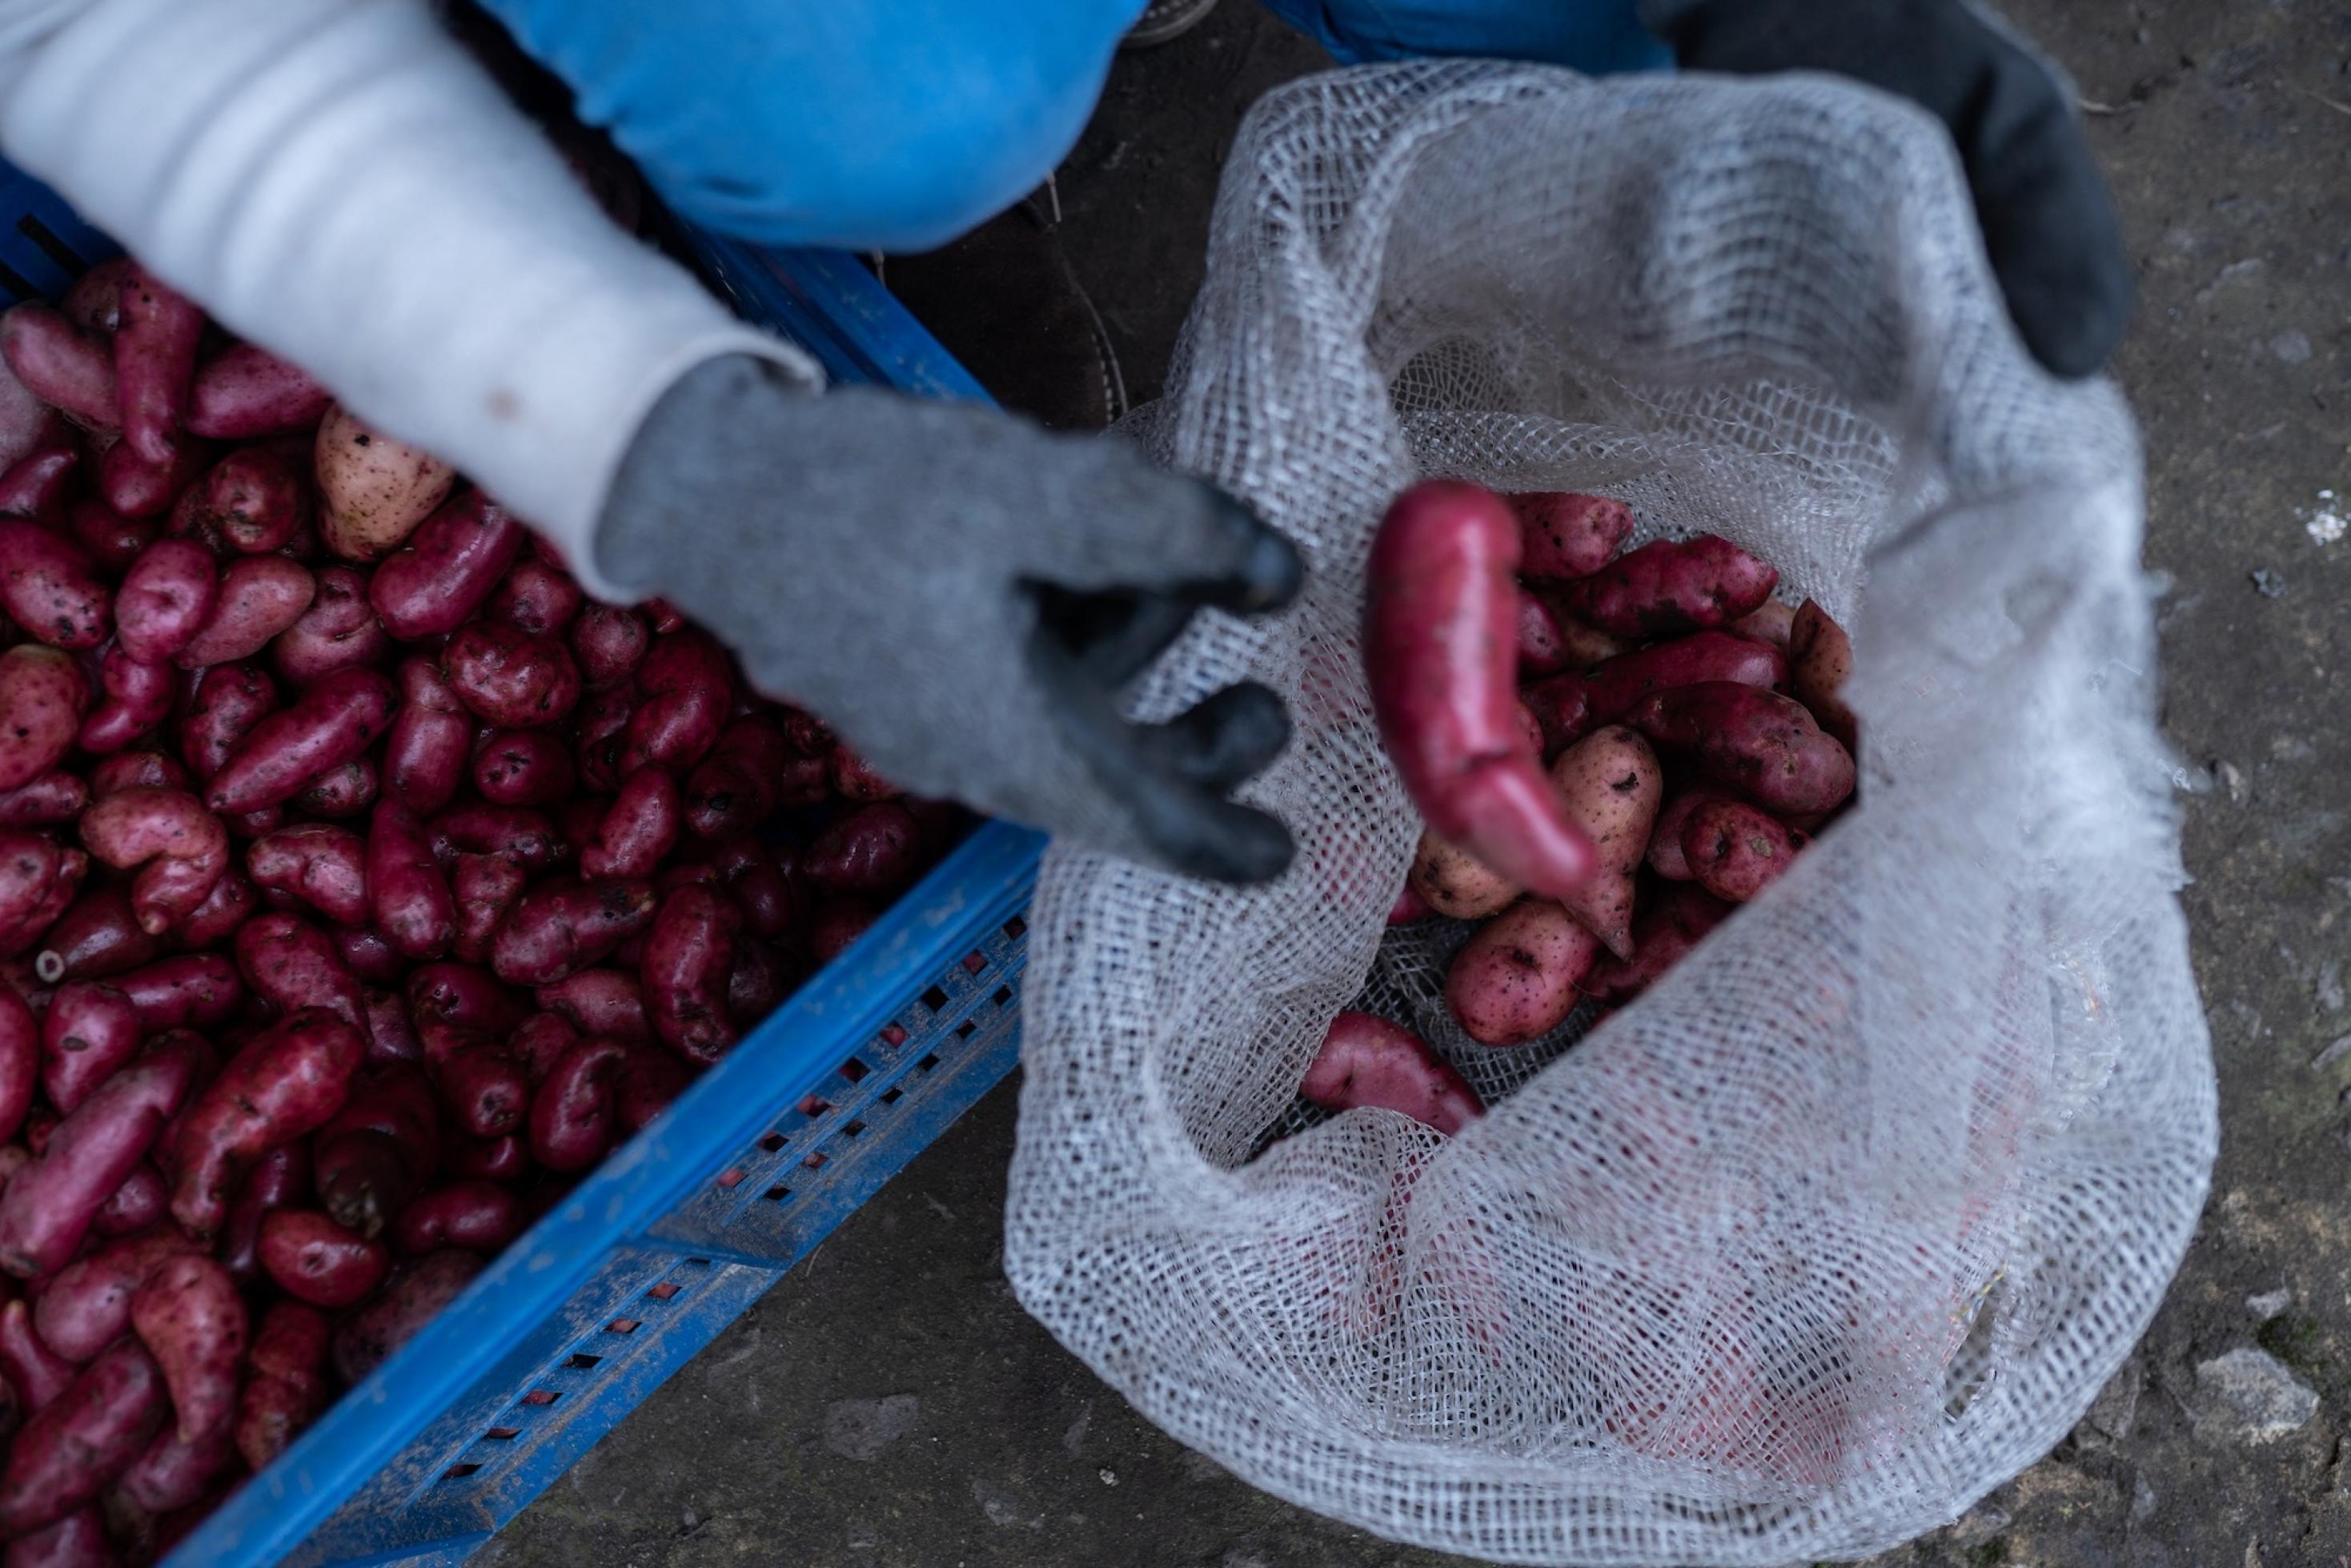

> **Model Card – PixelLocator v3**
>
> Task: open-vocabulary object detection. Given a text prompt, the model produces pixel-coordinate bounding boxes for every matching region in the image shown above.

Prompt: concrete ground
[491,3,2351,1565]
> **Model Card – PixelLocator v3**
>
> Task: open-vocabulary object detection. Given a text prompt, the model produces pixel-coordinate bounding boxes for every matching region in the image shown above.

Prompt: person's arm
[0,0,817,599]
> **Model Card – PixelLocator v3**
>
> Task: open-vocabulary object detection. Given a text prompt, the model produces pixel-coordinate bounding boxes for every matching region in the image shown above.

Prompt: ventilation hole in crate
[14,215,86,275]
[802,1150,829,1171]
[444,1462,482,1480]
[520,1390,560,1407]
[762,1184,792,1201]
[797,1094,829,1117]
[838,1057,869,1084]
[917,1053,941,1073]
[1002,915,1026,940]
[758,1133,787,1153]
[961,951,986,975]
[647,1283,680,1301]
[992,985,1013,1008]
[879,1025,907,1047]
[0,261,36,303]
[951,1019,975,1041]
[920,985,949,1013]
[879,1086,903,1106]
[841,1120,865,1139]
[485,1427,520,1442]
[716,1168,746,1189]
[608,1318,640,1334]
[686,1257,710,1268]
[566,1353,603,1370]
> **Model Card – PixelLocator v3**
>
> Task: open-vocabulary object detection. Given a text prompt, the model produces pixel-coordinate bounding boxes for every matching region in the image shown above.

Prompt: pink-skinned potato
[259,1209,390,1309]
[233,1299,330,1472]
[440,620,580,729]
[385,657,471,815]
[1575,630,1788,725]
[332,1249,483,1385]
[233,913,367,1037]
[570,602,648,688]
[1443,897,1602,1047]
[0,303,115,430]
[1787,598,1856,751]
[471,728,575,807]
[248,822,369,926]
[39,981,142,1114]
[0,772,88,828]
[0,523,108,650]
[367,800,454,960]
[0,984,31,1143]
[274,564,390,687]
[78,786,231,933]
[527,1035,628,1172]
[1560,534,1778,638]
[62,497,157,572]
[427,802,568,871]
[92,1160,168,1237]
[1543,726,1662,959]
[87,750,186,799]
[220,1142,310,1282]
[29,1228,207,1365]
[579,764,681,880]
[179,662,278,781]
[642,885,739,1064]
[491,877,656,986]
[393,1179,524,1256]
[485,556,580,637]
[112,263,203,466]
[0,646,90,792]
[1627,682,1854,816]
[99,431,212,520]
[166,1007,364,1237]
[620,629,732,773]
[1683,799,1808,903]
[0,1337,166,1534]
[804,800,923,897]
[314,404,454,561]
[175,554,315,668]
[1300,1011,1483,1134]
[436,1041,532,1138]
[1406,830,1519,921]
[206,664,396,814]
[293,756,378,820]
[110,953,243,1031]
[186,444,309,555]
[0,442,78,522]
[130,1253,247,1442]
[534,967,650,1043]
[117,1417,239,1514]
[450,851,527,965]
[30,880,158,985]
[1,1298,77,1408]
[1731,598,1795,650]
[6,1505,117,1568]
[1364,479,1593,899]
[1509,491,1634,582]
[75,646,175,755]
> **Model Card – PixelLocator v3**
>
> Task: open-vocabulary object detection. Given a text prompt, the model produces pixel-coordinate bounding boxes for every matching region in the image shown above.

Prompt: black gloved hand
[597,356,1304,885]
[1641,0,2133,379]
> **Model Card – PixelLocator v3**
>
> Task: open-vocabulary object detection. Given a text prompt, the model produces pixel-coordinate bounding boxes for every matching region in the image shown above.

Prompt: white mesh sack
[1004,61,2216,1566]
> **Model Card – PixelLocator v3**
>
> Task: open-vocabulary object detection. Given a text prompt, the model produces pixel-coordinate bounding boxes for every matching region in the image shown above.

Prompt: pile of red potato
[1302,479,1856,1136]
[0,259,959,1564]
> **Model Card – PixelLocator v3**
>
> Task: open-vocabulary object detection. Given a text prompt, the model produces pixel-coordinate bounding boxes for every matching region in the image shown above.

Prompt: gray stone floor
[490,3,2351,1564]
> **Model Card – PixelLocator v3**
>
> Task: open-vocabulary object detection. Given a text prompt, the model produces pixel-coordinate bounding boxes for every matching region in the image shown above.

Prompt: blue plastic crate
[0,161,1044,1566]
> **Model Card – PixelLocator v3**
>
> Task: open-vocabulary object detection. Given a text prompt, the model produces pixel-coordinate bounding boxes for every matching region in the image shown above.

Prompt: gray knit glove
[596,355,1302,884]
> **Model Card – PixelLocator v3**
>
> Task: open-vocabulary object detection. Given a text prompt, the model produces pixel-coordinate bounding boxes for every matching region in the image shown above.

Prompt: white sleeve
[0,0,820,600]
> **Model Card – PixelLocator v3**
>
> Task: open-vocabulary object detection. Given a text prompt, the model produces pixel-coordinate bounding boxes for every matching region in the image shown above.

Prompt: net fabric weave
[1005,62,2215,1565]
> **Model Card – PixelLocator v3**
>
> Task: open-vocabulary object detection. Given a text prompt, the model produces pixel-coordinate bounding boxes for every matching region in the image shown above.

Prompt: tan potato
[1787,599,1856,751]
[1406,830,1518,920]
[1543,725,1662,960]
[1443,898,1601,1046]
[313,404,454,562]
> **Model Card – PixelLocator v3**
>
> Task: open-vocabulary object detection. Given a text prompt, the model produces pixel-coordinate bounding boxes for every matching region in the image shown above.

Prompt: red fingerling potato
[314,1060,439,1237]
[442,1131,528,1185]
[130,1253,247,1442]
[1645,783,1739,881]
[393,1180,524,1256]
[0,304,115,430]
[234,1300,331,1472]
[708,836,795,940]
[385,656,471,815]
[6,1505,117,1568]
[78,786,231,933]
[206,664,397,815]
[188,343,331,439]
[643,885,740,1063]
[0,986,31,1143]
[808,899,879,964]
[0,772,88,829]
[167,1007,364,1237]
[39,981,142,1114]
[0,1301,74,1410]
[804,801,923,897]
[63,497,157,572]
[179,662,278,782]
[621,629,732,773]
[1572,630,1788,725]
[471,728,576,807]
[684,719,806,840]
[331,1250,483,1385]
[1787,598,1856,751]
[0,1034,203,1277]
[117,1418,238,1514]
[188,445,308,555]
[1444,898,1602,1047]
[486,556,581,637]
[535,968,650,1043]
[86,751,186,799]
[437,1044,532,1138]
[1510,491,1634,582]
[0,1337,166,1535]
[1364,479,1594,900]
[616,1046,692,1135]
[1578,883,1732,1006]
[0,648,88,791]
[0,834,84,960]
[249,822,368,926]
[827,743,900,801]
[173,866,257,949]
[314,405,455,562]
[0,524,108,650]
[102,432,214,519]
[259,1209,390,1309]
[30,1221,205,1365]
[367,801,455,960]
[1731,598,1795,650]
[174,554,314,668]
[293,756,379,819]
[113,264,203,467]
[1682,799,1808,903]
[220,1142,310,1283]
[1559,534,1778,637]
[93,1161,168,1237]
[75,645,175,754]
[580,765,681,880]
[569,602,649,688]
[528,1036,628,1172]
[440,620,580,729]
[1627,682,1854,816]
[235,912,368,1038]
[427,802,569,871]
[0,443,77,521]
[368,488,522,640]
[491,877,656,986]
[275,564,390,687]
[1301,1012,1483,1134]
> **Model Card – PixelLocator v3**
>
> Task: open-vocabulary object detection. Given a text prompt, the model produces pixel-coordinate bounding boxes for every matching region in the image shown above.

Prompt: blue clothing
[476,0,1660,253]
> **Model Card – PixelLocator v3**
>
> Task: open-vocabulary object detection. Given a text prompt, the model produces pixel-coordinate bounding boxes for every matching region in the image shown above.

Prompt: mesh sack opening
[1006,62,2214,1566]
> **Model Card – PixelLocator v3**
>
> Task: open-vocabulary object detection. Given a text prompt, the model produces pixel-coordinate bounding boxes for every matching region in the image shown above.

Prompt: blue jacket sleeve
[1257,0,1669,73]
[475,0,1143,252]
